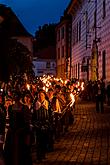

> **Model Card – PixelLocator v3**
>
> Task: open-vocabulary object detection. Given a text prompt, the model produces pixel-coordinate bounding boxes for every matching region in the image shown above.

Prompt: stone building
[56,13,72,80]
[67,0,110,81]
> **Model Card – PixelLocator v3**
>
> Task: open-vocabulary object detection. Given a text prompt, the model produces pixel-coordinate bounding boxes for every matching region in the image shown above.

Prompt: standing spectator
[96,81,105,113]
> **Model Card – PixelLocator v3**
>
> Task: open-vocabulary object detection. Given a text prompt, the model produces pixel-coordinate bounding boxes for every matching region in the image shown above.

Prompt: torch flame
[26,84,30,90]
[81,82,84,91]
[70,93,75,107]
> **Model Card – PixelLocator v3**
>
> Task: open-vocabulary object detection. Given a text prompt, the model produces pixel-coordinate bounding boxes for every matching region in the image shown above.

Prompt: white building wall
[71,0,110,81]
[33,59,56,77]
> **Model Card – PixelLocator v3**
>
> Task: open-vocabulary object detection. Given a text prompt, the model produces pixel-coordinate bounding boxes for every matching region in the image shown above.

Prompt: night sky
[0,0,70,35]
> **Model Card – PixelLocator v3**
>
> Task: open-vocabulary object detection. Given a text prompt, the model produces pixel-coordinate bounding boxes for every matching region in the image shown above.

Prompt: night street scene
[0,0,110,165]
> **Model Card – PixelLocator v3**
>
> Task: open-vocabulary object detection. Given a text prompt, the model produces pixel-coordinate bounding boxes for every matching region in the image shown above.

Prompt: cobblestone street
[33,102,110,165]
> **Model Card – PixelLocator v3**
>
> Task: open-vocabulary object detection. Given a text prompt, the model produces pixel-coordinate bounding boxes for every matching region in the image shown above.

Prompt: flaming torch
[26,84,30,90]
[81,82,84,91]
[70,93,75,107]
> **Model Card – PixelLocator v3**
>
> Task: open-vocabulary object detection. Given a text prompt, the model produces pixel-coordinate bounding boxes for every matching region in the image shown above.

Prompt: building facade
[33,57,56,77]
[67,0,110,82]
[56,14,72,80]
[33,46,56,77]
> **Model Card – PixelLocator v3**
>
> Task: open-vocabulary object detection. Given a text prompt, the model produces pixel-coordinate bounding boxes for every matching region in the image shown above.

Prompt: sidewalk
[33,102,110,165]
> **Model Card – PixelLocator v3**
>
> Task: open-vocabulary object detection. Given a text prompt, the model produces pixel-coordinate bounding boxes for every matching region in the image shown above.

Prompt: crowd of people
[0,75,109,165]
[80,79,110,112]
[0,75,77,165]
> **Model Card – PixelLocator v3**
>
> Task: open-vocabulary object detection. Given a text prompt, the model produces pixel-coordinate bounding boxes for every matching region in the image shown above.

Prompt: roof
[0,4,32,37]
[66,0,83,15]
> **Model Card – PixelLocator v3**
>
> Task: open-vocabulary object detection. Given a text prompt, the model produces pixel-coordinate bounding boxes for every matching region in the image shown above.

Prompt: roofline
[66,0,83,15]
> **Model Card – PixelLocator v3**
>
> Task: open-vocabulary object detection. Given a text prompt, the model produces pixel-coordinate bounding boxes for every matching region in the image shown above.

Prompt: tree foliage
[0,37,34,82]
[7,39,34,77]
[34,23,56,51]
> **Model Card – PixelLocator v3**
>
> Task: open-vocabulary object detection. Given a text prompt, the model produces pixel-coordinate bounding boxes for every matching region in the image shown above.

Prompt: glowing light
[70,93,75,107]
[65,80,67,84]
[26,84,30,90]
[81,82,84,91]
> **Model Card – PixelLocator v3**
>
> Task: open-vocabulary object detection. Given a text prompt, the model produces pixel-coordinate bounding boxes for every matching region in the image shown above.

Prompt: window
[72,29,75,46]
[46,62,50,68]
[103,0,106,19]
[38,71,43,73]
[52,63,55,68]
[58,30,60,41]
[76,22,79,42]
[62,46,64,57]
[94,10,96,28]
[76,64,77,78]
[79,20,81,41]
[102,50,106,79]
[87,18,90,33]
[58,48,60,59]
[61,26,64,39]
[73,25,77,45]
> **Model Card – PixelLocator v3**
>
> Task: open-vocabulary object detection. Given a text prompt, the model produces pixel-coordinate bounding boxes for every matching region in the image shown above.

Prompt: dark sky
[0,0,70,35]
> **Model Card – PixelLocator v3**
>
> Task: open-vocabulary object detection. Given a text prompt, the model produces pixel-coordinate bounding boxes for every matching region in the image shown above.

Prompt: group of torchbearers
[0,75,109,165]
[0,76,77,165]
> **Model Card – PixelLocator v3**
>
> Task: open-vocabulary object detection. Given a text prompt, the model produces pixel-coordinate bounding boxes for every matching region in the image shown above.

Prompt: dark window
[52,63,55,68]
[58,48,60,59]
[94,10,96,28]
[61,27,64,39]
[102,50,106,79]
[81,66,88,72]
[62,46,64,57]
[38,71,43,73]
[58,30,60,41]
[79,20,81,41]
[46,62,50,68]
[72,29,75,45]
[76,22,78,42]
[103,0,106,19]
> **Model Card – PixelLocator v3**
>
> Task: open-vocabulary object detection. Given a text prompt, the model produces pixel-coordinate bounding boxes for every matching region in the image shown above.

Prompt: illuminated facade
[67,0,110,81]
[56,14,72,80]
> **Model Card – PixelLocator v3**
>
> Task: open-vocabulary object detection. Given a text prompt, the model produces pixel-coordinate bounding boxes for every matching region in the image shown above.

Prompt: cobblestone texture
[33,102,110,165]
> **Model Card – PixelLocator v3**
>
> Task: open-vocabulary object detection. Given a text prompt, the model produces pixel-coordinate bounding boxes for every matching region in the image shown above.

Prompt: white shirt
[35,99,48,110]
